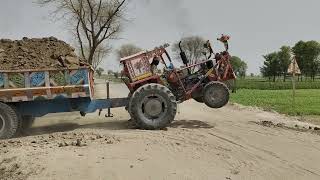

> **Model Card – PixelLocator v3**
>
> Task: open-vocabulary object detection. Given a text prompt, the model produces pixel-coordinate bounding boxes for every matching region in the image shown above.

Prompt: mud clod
[256,120,320,135]
[260,121,274,127]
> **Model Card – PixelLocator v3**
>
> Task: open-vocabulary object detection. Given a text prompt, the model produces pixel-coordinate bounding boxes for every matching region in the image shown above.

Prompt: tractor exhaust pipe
[179,41,191,74]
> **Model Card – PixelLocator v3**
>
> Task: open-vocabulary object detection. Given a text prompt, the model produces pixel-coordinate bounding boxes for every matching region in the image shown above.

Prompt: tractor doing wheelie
[0,36,235,139]
[0,35,235,139]
[120,35,236,129]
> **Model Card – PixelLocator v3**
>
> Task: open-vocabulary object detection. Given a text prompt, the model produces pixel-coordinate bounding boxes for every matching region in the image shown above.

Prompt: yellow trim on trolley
[132,72,153,82]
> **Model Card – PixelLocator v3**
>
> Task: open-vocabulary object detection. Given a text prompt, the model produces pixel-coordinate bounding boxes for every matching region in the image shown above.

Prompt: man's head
[151,56,160,66]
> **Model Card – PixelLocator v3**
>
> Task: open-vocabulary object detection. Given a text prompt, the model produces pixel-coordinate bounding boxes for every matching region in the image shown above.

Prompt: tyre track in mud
[176,102,320,179]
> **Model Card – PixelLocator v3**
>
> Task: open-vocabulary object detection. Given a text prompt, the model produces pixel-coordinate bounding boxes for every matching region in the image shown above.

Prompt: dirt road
[1,83,320,180]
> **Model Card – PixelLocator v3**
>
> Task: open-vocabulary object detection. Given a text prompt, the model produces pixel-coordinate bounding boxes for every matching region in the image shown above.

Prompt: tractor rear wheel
[0,103,19,139]
[203,81,229,108]
[129,83,177,130]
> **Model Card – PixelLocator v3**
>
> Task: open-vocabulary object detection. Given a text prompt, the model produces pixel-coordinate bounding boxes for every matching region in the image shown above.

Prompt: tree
[292,40,320,81]
[116,44,142,59]
[39,0,127,66]
[83,45,111,70]
[260,52,281,82]
[315,55,320,79]
[114,72,119,79]
[261,41,320,82]
[96,67,104,77]
[278,46,291,82]
[230,56,248,78]
[107,70,114,75]
[172,36,206,65]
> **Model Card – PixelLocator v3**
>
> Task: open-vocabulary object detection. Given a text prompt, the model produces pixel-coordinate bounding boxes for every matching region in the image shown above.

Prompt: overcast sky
[0,0,319,74]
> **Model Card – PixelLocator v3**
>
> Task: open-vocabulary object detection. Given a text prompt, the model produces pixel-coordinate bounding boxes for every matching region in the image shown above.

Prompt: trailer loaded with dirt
[0,37,119,139]
[0,35,235,139]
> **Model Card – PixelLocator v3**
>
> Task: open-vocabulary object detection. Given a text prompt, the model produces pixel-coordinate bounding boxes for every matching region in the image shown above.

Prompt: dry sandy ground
[1,83,320,180]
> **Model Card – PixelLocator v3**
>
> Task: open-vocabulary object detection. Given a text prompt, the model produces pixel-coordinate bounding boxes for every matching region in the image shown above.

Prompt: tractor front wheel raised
[129,84,177,130]
[203,82,230,108]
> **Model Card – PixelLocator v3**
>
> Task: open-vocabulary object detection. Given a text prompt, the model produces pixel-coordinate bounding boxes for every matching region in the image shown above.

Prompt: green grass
[230,89,320,116]
[236,78,320,90]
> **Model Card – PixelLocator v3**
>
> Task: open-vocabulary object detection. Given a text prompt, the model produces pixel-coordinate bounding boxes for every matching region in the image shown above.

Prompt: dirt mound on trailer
[0,37,88,70]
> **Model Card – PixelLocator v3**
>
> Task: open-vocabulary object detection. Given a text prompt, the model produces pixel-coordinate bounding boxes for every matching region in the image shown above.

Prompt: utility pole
[287,54,301,114]
[292,59,296,110]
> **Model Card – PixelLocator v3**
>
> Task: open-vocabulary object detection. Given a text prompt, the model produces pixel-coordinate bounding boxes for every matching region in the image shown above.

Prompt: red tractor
[120,35,236,129]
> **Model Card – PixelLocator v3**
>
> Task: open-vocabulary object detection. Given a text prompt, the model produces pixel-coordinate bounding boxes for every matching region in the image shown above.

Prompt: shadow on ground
[20,119,214,137]
[171,120,214,129]
[24,120,130,137]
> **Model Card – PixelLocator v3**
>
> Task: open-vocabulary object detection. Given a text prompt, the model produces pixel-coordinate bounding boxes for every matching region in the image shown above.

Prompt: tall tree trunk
[88,44,98,65]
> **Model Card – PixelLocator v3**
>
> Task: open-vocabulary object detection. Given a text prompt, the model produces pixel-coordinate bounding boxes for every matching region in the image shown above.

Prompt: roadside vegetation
[231,40,320,118]
[235,77,320,90]
[231,76,320,118]
[230,89,320,116]
[98,73,123,83]
[261,41,320,82]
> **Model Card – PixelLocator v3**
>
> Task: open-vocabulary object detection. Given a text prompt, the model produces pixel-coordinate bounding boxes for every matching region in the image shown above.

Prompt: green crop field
[230,89,320,116]
[235,78,320,90]
[230,77,320,119]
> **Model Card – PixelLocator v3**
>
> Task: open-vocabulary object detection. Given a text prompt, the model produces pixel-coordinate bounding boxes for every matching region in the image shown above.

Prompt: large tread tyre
[129,83,177,130]
[203,81,230,109]
[0,103,19,139]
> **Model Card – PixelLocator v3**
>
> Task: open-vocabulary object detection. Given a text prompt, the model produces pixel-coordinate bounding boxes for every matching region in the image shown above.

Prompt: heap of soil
[0,37,88,70]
